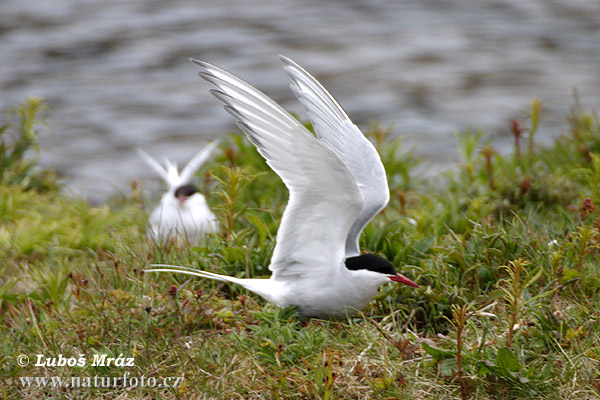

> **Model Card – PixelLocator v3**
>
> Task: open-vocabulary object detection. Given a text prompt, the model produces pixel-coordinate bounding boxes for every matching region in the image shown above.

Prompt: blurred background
[1,0,599,201]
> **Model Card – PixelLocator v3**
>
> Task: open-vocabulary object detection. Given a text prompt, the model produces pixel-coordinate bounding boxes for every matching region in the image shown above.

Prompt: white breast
[148,193,217,242]
[275,268,388,319]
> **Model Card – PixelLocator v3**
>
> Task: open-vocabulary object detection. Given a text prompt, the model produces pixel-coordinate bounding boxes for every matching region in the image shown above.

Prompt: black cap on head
[174,184,198,199]
[344,253,396,275]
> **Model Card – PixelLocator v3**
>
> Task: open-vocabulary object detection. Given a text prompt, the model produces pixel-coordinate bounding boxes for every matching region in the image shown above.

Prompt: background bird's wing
[280,56,390,257]
[163,158,180,187]
[179,140,219,184]
[137,149,183,188]
[192,59,363,280]
[137,148,171,185]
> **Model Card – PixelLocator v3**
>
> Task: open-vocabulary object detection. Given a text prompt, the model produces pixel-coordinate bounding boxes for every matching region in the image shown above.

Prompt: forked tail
[146,264,279,306]
[145,264,241,284]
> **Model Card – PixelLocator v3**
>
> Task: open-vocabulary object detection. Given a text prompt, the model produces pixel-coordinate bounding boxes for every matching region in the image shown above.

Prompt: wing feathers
[280,56,390,257]
[192,58,363,280]
[179,140,219,184]
[139,141,216,188]
[137,149,171,184]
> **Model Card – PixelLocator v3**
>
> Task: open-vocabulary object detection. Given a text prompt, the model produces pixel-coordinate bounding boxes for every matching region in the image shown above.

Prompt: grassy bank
[1,98,599,399]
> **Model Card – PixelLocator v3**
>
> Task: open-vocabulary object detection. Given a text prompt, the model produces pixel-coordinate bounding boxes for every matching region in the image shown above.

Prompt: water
[1,0,599,201]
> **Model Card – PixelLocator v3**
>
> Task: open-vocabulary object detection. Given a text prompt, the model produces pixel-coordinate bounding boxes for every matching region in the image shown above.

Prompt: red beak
[389,273,419,288]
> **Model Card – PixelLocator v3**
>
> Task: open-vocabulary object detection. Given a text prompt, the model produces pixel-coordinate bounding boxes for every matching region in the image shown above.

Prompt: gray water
[1,0,599,201]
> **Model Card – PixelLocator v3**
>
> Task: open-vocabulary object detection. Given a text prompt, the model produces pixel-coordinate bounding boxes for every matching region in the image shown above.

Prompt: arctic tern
[148,56,419,319]
[139,142,218,243]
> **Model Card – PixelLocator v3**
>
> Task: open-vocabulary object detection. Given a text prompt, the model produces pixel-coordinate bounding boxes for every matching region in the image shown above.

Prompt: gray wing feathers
[280,55,390,257]
[192,58,364,280]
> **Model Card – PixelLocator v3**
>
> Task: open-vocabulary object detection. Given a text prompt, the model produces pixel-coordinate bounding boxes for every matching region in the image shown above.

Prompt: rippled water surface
[1,0,599,200]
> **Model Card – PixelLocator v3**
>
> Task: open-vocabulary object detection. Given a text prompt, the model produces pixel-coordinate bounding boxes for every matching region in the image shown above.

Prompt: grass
[1,97,600,399]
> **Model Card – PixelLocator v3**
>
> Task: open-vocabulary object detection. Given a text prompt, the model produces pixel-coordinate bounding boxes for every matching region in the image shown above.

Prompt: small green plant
[451,303,472,400]
[454,128,484,187]
[0,97,57,191]
[212,165,258,239]
[510,119,524,165]
[527,99,542,164]
[496,258,548,347]
[480,145,497,191]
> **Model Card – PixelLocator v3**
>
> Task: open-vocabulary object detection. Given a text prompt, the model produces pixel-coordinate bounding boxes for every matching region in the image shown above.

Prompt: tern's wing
[163,159,181,187]
[192,59,363,280]
[179,140,219,184]
[280,56,390,257]
[137,149,171,185]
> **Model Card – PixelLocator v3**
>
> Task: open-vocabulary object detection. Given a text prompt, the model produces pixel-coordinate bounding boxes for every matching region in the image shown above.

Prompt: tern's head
[345,253,419,288]
[174,184,199,206]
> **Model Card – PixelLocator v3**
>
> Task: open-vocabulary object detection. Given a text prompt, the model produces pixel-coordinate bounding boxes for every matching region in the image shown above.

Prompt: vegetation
[1,97,600,399]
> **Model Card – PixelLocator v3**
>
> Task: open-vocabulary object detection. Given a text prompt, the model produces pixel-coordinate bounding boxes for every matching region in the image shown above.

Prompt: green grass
[2,97,600,399]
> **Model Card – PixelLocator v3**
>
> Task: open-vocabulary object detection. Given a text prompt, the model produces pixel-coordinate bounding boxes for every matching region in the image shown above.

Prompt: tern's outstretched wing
[280,56,390,257]
[179,140,219,185]
[192,59,363,280]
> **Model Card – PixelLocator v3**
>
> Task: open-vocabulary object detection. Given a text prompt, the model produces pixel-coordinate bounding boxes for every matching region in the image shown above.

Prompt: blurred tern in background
[139,142,218,243]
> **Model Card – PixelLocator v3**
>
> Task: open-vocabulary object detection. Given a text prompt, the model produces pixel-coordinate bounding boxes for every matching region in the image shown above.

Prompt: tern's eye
[174,184,198,198]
